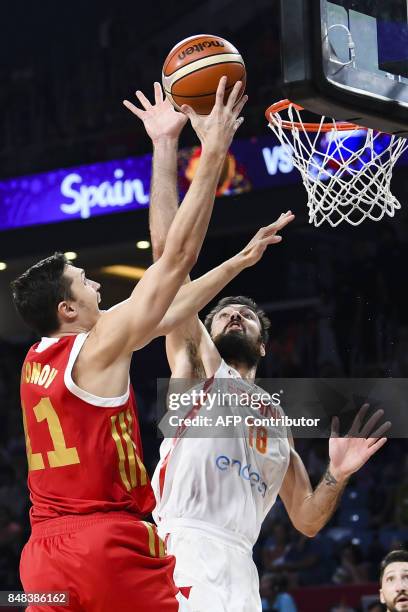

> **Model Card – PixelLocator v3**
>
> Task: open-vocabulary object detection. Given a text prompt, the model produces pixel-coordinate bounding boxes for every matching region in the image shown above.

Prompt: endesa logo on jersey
[215,455,267,497]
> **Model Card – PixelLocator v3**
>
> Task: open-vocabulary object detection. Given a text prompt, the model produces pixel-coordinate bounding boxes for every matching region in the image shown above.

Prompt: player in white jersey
[128,84,391,612]
[153,349,291,611]
[154,353,290,540]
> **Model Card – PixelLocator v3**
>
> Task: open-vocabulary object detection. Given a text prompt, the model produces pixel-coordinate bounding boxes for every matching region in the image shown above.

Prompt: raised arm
[279,405,390,537]
[139,81,248,377]
[159,213,294,377]
[128,81,212,375]
[127,82,188,262]
[156,215,295,338]
[88,78,245,365]
[142,86,293,380]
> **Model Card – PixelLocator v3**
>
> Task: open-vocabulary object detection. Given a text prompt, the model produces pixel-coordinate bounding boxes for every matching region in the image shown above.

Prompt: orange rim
[265,99,366,132]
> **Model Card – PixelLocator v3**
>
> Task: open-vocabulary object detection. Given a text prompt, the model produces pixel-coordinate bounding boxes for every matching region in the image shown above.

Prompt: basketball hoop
[265,100,408,227]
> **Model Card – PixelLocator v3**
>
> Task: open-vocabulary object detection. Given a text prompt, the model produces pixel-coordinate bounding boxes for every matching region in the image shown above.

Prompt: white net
[267,103,408,227]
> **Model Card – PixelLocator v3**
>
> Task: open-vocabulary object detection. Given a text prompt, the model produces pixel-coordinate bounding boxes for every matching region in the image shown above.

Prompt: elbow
[294,522,320,538]
[303,527,320,539]
[179,251,198,275]
[178,242,199,269]
[164,226,200,271]
[166,245,198,274]
[150,231,165,261]
[152,245,165,261]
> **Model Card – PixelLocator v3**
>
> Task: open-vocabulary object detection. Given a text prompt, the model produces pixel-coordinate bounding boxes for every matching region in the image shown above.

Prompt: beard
[383,597,408,612]
[213,330,262,370]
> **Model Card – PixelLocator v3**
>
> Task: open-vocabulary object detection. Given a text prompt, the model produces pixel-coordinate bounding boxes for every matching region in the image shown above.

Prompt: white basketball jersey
[152,360,291,546]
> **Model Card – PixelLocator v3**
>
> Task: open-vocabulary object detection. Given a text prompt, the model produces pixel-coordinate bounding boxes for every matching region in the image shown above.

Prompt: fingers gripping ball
[162,34,246,115]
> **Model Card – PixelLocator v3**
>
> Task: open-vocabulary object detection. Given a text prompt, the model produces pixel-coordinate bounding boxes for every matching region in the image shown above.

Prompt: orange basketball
[162,34,246,115]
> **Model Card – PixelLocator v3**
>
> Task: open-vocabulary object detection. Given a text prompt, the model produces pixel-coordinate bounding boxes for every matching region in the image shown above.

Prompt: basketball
[162,34,246,115]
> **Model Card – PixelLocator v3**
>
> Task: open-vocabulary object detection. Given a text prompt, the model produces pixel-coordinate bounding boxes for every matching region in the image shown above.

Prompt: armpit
[186,338,206,378]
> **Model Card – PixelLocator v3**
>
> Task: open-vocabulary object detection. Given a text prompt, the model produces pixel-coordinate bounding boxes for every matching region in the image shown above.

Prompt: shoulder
[215,360,241,379]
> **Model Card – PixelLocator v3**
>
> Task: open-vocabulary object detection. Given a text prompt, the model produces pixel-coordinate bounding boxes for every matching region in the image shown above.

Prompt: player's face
[61,265,101,327]
[381,562,408,611]
[211,305,263,347]
[210,304,265,369]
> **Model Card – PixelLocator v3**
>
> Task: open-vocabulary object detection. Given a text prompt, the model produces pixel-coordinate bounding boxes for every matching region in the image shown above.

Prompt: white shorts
[158,518,261,612]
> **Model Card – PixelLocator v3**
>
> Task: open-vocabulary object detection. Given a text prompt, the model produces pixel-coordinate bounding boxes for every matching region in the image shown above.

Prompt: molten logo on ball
[163,34,246,115]
[178,40,225,60]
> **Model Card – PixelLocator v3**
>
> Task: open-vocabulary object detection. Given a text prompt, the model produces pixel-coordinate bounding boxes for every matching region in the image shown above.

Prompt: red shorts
[20,512,190,612]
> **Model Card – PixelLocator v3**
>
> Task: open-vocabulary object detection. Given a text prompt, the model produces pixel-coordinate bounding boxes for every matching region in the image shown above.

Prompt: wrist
[200,144,227,164]
[152,135,179,149]
[327,462,349,485]
[225,254,246,276]
[153,138,179,173]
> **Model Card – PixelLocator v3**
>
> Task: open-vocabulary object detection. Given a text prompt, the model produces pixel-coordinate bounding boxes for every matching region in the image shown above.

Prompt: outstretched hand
[123,82,188,143]
[329,403,391,482]
[238,211,295,268]
[181,76,248,156]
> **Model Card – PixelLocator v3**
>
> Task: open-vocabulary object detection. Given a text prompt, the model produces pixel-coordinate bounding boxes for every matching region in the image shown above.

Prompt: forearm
[298,465,348,536]
[163,147,225,265]
[159,254,245,333]
[149,137,179,261]
[281,448,349,538]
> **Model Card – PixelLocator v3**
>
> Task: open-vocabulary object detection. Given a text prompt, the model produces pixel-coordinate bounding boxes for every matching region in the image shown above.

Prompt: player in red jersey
[11,78,250,612]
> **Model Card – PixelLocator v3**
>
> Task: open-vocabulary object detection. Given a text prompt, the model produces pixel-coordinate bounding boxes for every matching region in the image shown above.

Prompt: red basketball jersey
[20,334,155,526]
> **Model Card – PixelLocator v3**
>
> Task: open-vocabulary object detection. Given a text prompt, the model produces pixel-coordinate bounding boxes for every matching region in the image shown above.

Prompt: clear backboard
[280,0,408,135]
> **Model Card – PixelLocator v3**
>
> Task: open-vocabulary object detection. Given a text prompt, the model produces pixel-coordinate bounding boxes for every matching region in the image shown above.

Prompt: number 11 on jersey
[22,398,80,470]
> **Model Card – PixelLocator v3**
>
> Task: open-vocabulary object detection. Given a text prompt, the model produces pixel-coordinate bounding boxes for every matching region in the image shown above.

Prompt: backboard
[280,0,408,135]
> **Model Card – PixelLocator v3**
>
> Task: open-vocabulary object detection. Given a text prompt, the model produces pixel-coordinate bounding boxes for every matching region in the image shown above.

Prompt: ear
[380,589,385,604]
[57,300,77,323]
[260,343,266,358]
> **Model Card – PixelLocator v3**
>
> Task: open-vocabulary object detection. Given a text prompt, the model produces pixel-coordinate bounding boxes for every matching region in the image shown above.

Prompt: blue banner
[0,135,300,231]
[0,133,406,231]
[0,156,152,230]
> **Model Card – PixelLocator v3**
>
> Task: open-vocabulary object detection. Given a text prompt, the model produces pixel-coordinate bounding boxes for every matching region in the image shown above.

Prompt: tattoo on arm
[186,338,206,378]
[324,469,338,487]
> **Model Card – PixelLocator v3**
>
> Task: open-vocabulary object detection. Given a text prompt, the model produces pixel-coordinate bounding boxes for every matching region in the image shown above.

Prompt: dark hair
[380,549,408,583]
[10,252,74,336]
[204,296,271,344]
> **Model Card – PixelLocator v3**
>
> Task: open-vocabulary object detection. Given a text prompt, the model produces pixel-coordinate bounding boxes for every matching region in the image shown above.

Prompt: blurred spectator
[0,465,27,521]
[378,549,408,611]
[0,505,23,552]
[283,533,329,587]
[366,533,387,581]
[260,573,297,612]
[366,602,384,612]
[332,542,370,584]
[0,542,19,589]
[262,522,292,570]
[394,459,408,528]
[368,480,395,531]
